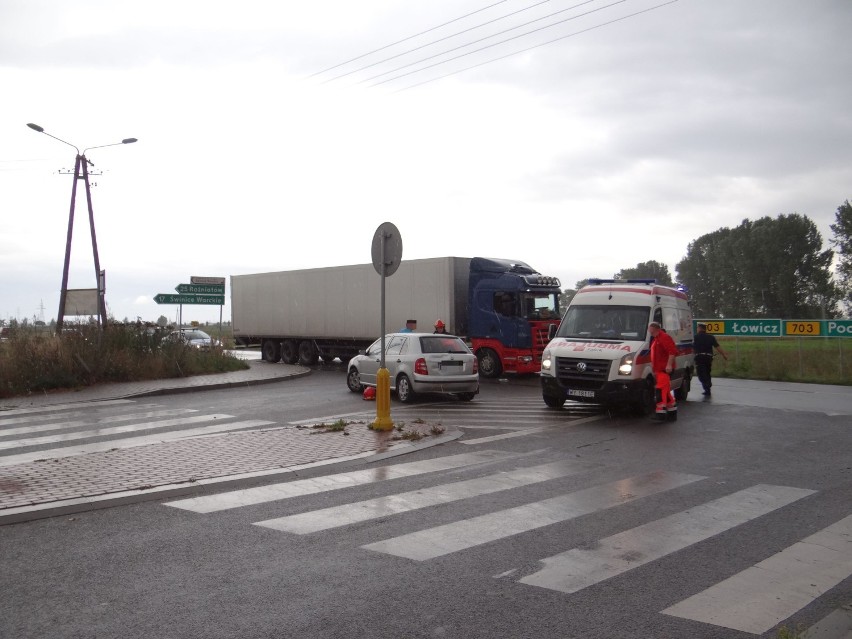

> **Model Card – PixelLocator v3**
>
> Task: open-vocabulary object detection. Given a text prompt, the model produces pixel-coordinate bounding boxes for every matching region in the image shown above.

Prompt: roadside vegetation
[714,337,851,385]
[0,323,248,399]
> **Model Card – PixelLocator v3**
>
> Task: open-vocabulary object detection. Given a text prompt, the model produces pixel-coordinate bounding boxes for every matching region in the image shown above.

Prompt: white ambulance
[540,279,695,415]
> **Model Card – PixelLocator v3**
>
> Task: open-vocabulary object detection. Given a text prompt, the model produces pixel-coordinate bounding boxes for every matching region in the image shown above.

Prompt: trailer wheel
[346,368,363,393]
[261,340,281,363]
[396,374,416,403]
[298,340,319,365]
[281,340,299,365]
[477,348,502,379]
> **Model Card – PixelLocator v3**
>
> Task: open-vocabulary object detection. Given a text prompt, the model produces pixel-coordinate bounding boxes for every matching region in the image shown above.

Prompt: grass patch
[714,337,852,385]
[0,323,248,398]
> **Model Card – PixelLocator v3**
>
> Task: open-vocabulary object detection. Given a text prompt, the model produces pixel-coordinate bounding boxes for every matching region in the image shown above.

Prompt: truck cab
[539,279,694,414]
[467,257,562,378]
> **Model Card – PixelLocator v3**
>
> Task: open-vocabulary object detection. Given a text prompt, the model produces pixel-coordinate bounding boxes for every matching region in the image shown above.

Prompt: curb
[120,368,312,399]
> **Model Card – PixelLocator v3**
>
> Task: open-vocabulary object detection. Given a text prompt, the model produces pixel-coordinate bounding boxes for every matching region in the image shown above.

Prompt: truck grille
[554,357,611,388]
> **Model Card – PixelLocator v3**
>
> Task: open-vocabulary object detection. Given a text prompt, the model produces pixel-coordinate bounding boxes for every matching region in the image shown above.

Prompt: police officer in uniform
[693,322,728,396]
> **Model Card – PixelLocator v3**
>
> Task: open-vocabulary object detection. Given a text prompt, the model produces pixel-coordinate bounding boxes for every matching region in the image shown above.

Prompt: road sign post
[370,222,403,431]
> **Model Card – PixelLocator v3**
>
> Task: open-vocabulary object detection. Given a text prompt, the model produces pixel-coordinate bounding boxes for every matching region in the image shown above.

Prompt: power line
[362,0,624,86]
[309,0,513,78]
[324,0,561,83]
[391,0,678,91]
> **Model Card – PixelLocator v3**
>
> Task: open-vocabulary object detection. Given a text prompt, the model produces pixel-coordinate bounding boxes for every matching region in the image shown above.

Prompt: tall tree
[614,261,674,286]
[830,199,852,314]
[677,214,837,318]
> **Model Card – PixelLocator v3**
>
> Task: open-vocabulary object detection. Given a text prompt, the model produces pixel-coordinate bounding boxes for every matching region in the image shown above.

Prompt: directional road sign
[154,293,224,305]
[191,276,225,285]
[175,283,225,295]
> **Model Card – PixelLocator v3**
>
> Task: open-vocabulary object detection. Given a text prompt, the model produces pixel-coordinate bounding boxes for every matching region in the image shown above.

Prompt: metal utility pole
[26,123,137,333]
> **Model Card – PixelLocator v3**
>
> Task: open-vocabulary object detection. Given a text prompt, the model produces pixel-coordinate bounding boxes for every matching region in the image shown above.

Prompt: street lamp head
[121,138,138,144]
[27,123,45,133]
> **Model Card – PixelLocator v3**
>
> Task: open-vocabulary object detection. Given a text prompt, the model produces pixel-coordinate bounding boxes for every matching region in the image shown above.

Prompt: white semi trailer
[231,256,561,376]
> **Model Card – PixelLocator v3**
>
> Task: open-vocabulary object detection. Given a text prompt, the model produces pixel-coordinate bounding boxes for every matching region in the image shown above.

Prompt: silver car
[346,333,479,403]
[163,329,218,350]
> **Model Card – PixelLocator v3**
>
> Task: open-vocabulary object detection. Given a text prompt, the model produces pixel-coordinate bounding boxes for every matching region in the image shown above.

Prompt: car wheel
[543,395,565,408]
[281,340,299,365]
[674,372,691,401]
[396,374,416,403]
[477,348,502,379]
[632,378,655,416]
[346,368,363,393]
[298,340,319,365]
[262,340,281,363]
[457,392,476,402]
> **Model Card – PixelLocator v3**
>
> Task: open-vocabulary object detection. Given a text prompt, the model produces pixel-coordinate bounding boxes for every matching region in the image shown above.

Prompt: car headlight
[618,352,635,376]
[541,349,552,371]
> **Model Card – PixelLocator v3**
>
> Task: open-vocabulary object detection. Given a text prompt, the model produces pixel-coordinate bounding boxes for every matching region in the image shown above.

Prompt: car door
[384,335,408,383]
[358,338,384,386]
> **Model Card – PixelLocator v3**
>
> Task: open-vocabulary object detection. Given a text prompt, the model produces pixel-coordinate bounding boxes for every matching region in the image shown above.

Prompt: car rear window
[419,336,469,354]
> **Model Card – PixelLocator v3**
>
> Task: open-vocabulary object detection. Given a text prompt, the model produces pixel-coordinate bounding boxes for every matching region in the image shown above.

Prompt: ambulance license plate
[568,389,595,398]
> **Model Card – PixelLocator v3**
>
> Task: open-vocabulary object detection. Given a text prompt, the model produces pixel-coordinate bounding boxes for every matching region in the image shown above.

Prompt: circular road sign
[371,222,403,276]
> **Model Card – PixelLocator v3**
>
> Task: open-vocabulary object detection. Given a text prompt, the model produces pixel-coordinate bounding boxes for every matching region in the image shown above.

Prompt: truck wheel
[632,379,655,416]
[346,368,363,393]
[674,372,691,401]
[281,340,299,365]
[298,340,318,365]
[477,348,502,379]
[543,395,565,409]
[396,374,416,403]
[262,340,281,363]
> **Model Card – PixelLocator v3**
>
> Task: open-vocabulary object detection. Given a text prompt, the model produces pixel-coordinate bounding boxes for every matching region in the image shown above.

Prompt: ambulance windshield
[556,305,649,340]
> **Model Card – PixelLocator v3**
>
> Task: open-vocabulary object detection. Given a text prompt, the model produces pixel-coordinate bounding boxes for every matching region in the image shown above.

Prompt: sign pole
[370,222,402,431]
[373,232,393,431]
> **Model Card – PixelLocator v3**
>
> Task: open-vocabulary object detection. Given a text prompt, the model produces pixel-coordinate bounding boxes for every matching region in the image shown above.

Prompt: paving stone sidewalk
[0,361,459,524]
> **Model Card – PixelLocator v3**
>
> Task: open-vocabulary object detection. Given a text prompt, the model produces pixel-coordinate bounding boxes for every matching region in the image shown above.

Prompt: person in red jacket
[648,321,678,418]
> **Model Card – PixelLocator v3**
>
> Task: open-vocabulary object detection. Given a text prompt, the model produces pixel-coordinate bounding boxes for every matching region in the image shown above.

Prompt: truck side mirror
[548,324,557,339]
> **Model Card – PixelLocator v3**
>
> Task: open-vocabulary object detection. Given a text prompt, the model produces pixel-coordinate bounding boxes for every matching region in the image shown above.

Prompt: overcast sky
[2,0,850,325]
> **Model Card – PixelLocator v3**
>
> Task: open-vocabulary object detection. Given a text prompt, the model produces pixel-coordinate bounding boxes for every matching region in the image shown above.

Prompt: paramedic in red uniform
[648,321,678,417]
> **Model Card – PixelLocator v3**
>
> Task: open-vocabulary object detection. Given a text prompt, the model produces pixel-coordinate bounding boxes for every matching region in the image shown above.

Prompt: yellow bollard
[372,367,394,431]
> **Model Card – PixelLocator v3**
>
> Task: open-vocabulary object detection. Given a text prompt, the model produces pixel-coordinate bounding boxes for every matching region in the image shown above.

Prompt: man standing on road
[693,322,728,396]
[649,321,678,419]
[400,319,417,333]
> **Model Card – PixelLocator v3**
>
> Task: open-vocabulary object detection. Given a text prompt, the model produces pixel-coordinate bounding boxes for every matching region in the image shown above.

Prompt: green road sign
[175,283,225,295]
[696,318,852,337]
[154,293,224,305]
[826,320,852,337]
[726,319,781,336]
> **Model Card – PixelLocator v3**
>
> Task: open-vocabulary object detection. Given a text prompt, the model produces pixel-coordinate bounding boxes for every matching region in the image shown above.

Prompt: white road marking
[0,409,198,438]
[254,459,597,534]
[0,419,274,466]
[0,414,231,449]
[662,514,852,634]
[520,484,816,594]
[362,471,706,560]
[165,450,516,513]
[0,399,135,416]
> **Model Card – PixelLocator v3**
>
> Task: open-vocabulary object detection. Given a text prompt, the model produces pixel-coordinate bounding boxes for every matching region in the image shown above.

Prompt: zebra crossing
[286,395,605,435]
[163,450,851,636]
[0,399,275,467]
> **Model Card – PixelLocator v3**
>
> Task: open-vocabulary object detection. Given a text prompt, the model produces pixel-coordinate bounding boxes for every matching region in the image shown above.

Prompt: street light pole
[26,123,137,333]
